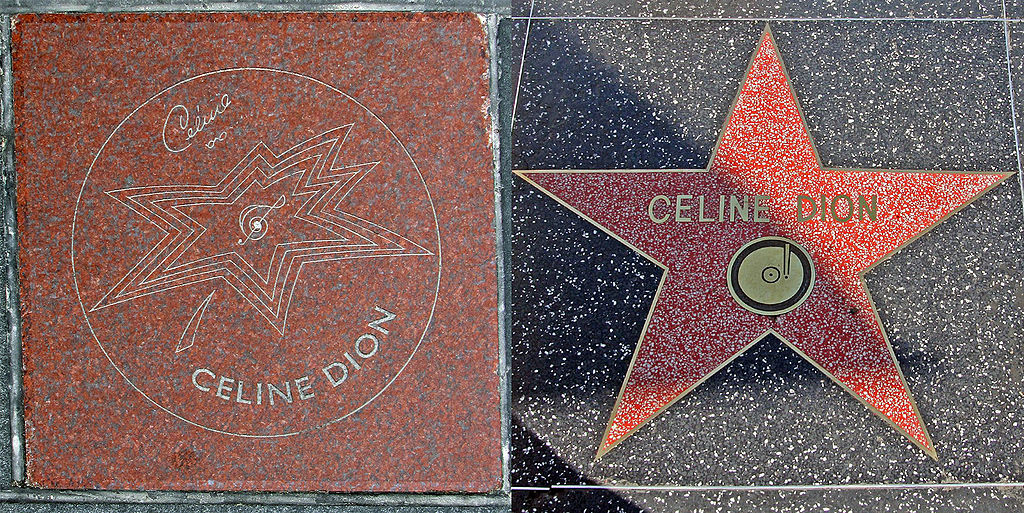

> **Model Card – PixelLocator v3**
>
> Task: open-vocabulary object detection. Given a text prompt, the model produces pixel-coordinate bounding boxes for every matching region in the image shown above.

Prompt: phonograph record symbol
[515,26,1013,459]
[72,68,441,437]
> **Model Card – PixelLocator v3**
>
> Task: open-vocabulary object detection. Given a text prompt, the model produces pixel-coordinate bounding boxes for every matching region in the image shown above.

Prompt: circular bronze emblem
[72,69,441,437]
[727,236,814,316]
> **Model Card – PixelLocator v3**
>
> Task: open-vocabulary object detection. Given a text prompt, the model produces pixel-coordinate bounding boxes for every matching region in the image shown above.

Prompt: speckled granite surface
[12,12,501,492]
[502,13,1024,513]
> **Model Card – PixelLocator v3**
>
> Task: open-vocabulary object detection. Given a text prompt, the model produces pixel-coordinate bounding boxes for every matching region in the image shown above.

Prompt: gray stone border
[0,13,21,490]
[487,12,512,497]
[0,0,510,14]
[0,489,510,506]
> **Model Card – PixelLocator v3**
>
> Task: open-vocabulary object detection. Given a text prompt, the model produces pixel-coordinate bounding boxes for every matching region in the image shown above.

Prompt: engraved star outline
[92,124,434,335]
[515,25,1013,460]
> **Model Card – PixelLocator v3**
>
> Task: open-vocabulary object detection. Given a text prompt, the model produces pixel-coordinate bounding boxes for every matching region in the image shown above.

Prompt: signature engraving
[162,93,232,153]
[206,131,227,149]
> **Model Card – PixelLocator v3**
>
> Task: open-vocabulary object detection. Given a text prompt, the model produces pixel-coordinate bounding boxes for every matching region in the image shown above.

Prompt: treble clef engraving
[237,195,287,245]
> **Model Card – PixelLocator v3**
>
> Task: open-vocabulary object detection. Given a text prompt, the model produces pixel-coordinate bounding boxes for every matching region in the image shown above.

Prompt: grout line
[0,490,511,506]
[0,14,23,487]
[511,482,1024,492]
[508,15,1017,22]
[486,12,512,496]
[1004,0,1024,218]
[509,0,536,138]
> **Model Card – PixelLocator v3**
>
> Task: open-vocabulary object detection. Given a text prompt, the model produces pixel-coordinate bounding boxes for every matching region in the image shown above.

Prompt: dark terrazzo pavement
[503,14,1024,513]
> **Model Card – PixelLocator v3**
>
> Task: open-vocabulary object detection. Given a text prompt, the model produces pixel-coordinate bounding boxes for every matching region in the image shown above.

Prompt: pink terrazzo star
[516,27,1012,459]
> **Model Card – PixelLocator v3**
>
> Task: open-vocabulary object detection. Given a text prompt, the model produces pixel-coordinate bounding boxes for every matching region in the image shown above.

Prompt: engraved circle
[761,266,781,283]
[727,236,814,316]
[71,68,441,437]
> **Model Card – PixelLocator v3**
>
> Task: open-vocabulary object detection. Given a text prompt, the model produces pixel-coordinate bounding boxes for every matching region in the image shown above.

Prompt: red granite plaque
[14,13,500,491]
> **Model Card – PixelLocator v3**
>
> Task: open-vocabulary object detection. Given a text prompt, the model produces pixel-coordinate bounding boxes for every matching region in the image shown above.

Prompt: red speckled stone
[14,13,500,492]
